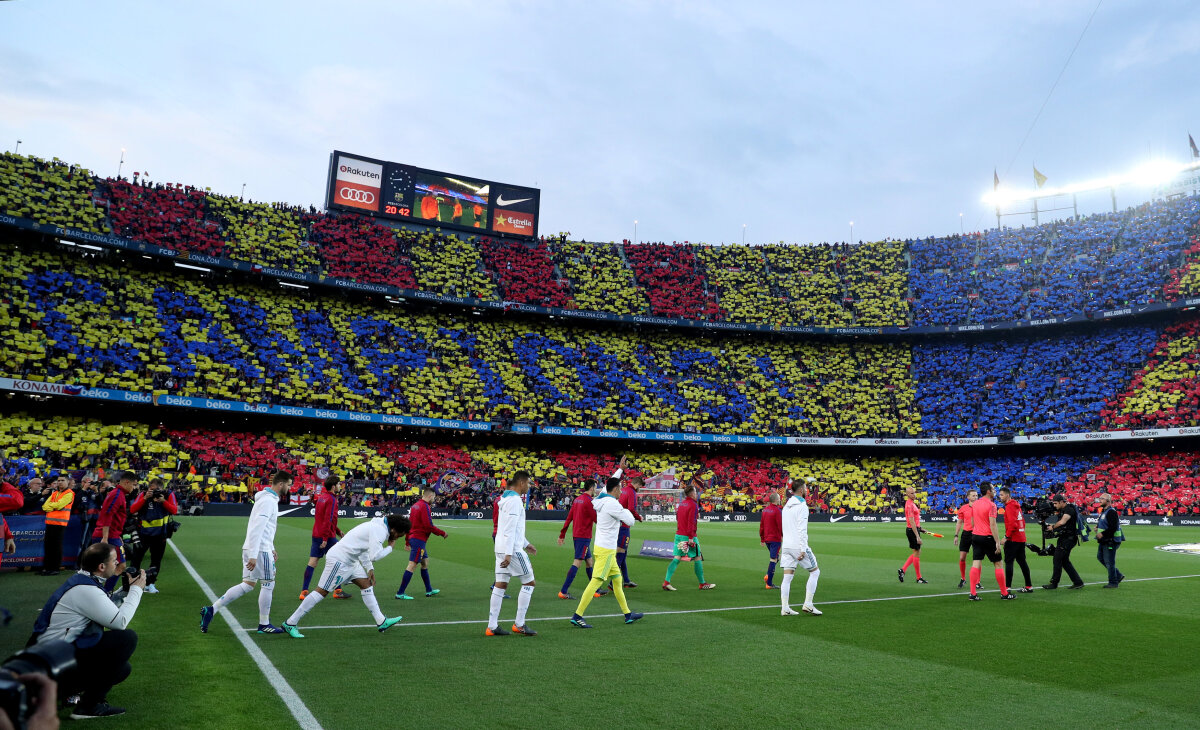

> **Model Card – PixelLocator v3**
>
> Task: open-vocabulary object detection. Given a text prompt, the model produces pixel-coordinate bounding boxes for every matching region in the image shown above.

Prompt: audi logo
[340,188,376,203]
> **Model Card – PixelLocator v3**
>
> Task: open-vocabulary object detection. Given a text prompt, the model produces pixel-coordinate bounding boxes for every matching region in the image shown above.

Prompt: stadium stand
[622,242,723,320]
[481,237,573,307]
[307,214,418,289]
[206,195,321,272]
[1102,318,1200,429]
[0,153,108,234]
[760,243,854,326]
[696,244,785,324]
[547,238,646,314]
[102,178,225,256]
[409,232,498,299]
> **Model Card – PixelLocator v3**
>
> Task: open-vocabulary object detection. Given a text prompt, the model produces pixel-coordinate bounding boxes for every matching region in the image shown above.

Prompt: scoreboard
[325,150,540,239]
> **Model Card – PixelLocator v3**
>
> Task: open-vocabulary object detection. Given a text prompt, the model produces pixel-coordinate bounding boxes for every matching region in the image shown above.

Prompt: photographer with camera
[128,478,178,594]
[28,542,145,719]
[1095,493,1126,588]
[1,638,70,730]
[1043,494,1085,590]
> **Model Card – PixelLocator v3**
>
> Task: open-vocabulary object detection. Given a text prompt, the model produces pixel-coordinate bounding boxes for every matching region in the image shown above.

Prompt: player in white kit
[780,478,822,617]
[487,470,538,636]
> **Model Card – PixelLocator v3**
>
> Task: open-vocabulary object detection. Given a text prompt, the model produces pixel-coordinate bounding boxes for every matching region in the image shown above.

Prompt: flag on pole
[1190,133,1199,159]
[1033,165,1047,188]
[993,169,1000,191]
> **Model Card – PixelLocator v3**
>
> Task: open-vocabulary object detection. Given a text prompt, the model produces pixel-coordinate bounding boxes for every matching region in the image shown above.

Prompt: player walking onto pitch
[486,470,538,636]
[760,488,783,589]
[663,482,716,591]
[557,479,608,600]
[954,489,980,590]
[897,485,928,584]
[780,478,821,616]
[282,514,412,637]
[201,471,292,634]
[396,486,447,600]
[615,457,642,588]
[967,484,1013,602]
[300,474,347,601]
[570,477,644,628]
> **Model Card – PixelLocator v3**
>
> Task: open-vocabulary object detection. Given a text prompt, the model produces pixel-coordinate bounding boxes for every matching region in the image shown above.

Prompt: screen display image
[413,172,489,229]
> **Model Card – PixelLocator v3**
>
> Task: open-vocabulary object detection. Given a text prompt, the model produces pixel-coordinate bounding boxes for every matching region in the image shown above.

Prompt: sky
[2,0,1199,245]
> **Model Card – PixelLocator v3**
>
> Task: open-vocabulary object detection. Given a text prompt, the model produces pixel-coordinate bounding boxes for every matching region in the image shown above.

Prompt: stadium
[2,3,1200,729]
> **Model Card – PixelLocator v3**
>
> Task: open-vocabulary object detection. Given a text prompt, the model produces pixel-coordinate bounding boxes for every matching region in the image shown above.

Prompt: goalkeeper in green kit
[662,482,716,591]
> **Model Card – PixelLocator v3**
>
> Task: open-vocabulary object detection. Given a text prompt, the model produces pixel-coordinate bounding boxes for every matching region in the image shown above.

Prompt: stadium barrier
[0,515,83,571]
[6,214,1199,337]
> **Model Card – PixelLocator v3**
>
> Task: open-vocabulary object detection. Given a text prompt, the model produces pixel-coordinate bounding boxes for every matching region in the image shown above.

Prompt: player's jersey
[782,495,810,552]
[592,492,634,550]
[242,488,279,553]
[1004,500,1026,542]
[904,499,921,530]
[408,499,446,543]
[92,487,128,538]
[312,489,340,539]
[956,502,974,533]
[619,485,642,523]
[494,490,529,555]
[325,517,393,573]
[970,496,998,536]
[560,493,597,540]
[675,497,698,538]
[760,504,782,543]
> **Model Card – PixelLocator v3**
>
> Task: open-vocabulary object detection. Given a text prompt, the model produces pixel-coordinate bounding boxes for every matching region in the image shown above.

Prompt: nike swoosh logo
[496,195,531,206]
[278,507,308,516]
[830,516,847,523]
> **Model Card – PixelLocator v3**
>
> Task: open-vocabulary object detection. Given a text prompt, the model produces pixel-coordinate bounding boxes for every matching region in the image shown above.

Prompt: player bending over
[897,486,929,584]
[557,479,607,600]
[396,486,447,600]
[967,484,1013,602]
[301,474,347,601]
[282,514,412,637]
[760,488,783,589]
[780,478,821,616]
[201,471,292,634]
[570,476,644,628]
[487,471,538,636]
[663,482,716,591]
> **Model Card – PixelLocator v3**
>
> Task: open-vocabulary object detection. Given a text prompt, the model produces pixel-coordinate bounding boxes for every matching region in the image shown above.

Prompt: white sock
[804,569,820,606]
[488,587,505,629]
[257,580,274,625]
[515,584,534,626]
[287,590,324,626]
[781,572,794,608]
[213,581,254,613]
[361,586,385,625]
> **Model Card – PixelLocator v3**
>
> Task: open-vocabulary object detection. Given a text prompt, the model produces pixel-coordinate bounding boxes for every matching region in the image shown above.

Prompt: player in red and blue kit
[396,486,447,600]
[615,460,642,588]
[760,489,783,589]
[557,479,609,600]
[91,471,137,593]
[301,475,346,600]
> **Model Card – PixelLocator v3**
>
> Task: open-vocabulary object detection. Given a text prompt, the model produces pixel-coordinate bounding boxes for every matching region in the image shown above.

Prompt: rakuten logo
[337,163,381,181]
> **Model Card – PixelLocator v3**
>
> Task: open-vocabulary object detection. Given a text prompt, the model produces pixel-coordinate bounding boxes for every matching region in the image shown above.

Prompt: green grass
[3,519,1199,728]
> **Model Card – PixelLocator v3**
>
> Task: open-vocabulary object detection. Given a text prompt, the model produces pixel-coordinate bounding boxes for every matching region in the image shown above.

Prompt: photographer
[1095,493,1126,588]
[28,542,145,719]
[1043,494,1085,590]
[128,478,178,594]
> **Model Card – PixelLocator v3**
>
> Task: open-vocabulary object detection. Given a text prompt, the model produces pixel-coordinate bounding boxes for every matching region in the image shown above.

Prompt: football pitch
[3,519,1199,728]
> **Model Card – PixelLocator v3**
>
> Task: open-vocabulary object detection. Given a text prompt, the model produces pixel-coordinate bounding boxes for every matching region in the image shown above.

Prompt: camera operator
[1095,493,1126,588]
[27,542,145,719]
[128,478,178,594]
[1043,494,1085,590]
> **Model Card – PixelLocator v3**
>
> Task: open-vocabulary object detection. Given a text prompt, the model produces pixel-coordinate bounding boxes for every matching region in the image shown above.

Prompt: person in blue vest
[28,542,146,719]
[1095,493,1126,588]
[128,477,179,594]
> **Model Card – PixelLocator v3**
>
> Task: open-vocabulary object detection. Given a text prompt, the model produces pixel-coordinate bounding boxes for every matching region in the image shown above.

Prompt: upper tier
[5,151,1200,332]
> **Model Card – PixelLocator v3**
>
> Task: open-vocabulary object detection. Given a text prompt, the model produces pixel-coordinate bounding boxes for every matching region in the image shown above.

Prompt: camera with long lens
[0,640,76,729]
[1023,496,1058,556]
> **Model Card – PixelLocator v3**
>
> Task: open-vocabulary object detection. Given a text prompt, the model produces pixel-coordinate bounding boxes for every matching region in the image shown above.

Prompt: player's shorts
[310,536,337,559]
[241,549,275,582]
[780,547,818,572]
[971,534,1001,563]
[765,541,781,560]
[572,537,593,561]
[906,528,921,550]
[495,551,535,583]
[592,546,622,580]
[672,534,700,559]
[617,526,630,550]
[408,538,428,562]
[317,556,366,591]
[90,536,125,564]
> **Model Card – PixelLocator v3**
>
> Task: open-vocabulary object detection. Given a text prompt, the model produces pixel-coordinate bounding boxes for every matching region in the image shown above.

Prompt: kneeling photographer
[128,478,179,594]
[1043,494,1085,590]
[27,542,145,719]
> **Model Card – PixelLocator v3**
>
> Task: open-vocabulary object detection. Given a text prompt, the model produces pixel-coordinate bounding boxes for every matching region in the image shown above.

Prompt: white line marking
[168,540,323,730]
[288,573,1200,631]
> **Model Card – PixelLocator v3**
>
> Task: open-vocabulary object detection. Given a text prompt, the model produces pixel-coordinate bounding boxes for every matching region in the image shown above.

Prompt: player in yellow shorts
[570,477,644,628]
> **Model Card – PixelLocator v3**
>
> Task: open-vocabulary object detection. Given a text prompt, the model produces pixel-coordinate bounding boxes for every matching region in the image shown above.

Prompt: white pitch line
[287,573,1200,631]
[168,540,323,730]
